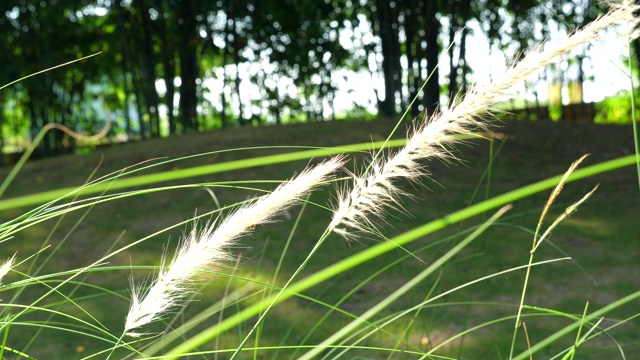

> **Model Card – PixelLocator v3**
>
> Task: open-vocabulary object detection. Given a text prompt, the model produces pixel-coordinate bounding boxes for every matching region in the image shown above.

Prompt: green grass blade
[0,140,406,211]
[162,154,640,358]
[310,205,510,360]
[512,289,640,360]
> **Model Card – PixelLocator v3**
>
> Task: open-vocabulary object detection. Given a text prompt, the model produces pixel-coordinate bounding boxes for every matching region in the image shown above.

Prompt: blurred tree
[371,0,402,117]
[0,0,616,159]
[176,0,199,132]
[251,0,351,123]
[0,0,112,156]
[447,0,472,106]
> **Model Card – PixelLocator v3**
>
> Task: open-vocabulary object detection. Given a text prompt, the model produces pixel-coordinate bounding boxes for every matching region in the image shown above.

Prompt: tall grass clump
[0,1,639,359]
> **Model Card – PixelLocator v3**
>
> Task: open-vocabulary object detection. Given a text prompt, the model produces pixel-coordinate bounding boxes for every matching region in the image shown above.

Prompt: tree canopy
[0,0,613,157]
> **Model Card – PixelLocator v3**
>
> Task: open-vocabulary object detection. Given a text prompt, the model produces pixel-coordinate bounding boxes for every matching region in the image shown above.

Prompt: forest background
[0,0,637,159]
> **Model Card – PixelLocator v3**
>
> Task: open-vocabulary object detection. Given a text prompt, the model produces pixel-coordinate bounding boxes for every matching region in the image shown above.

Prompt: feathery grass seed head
[0,255,15,285]
[330,3,637,239]
[124,156,345,335]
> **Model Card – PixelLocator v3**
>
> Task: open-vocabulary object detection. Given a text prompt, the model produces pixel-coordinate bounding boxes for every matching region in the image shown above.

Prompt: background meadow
[0,117,638,359]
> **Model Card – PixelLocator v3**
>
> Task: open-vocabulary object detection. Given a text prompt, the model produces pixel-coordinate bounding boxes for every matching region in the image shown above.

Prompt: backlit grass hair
[124,156,345,335]
[329,1,640,238]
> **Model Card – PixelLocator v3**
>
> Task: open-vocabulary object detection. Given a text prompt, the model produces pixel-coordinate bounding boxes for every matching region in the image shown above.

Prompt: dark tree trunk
[113,1,138,138]
[43,78,61,155]
[158,1,177,135]
[28,94,46,157]
[217,5,229,128]
[447,14,469,106]
[459,26,468,94]
[163,52,177,135]
[390,6,402,116]
[424,0,440,115]
[119,2,149,139]
[404,1,420,117]
[227,0,246,126]
[234,47,244,126]
[178,0,199,132]
[136,0,161,136]
[221,54,229,127]
[375,0,400,118]
[448,14,459,106]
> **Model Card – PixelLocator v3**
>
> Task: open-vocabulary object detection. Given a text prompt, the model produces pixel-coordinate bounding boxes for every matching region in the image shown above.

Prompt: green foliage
[594,90,639,124]
[549,102,563,121]
[0,0,617,158]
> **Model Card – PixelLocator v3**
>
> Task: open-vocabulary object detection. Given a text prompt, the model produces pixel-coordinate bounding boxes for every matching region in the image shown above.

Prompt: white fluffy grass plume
[124,156,345,335]
[329,2,639,238]
[0,255,15,285]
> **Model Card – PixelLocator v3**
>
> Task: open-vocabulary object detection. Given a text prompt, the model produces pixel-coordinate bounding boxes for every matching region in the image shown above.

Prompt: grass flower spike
[124,156,344,335]
[0,255,15,285]
[330,3,639,238]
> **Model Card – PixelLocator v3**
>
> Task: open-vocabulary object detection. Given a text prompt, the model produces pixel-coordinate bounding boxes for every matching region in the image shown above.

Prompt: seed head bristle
[124,156,344,335]
[330,2,637,238]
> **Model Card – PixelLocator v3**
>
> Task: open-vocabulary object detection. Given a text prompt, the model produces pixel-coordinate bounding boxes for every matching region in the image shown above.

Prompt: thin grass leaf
[124,157,344,335]
[161,153,639,359]
[302,205,511,360]
[509,155,599,359]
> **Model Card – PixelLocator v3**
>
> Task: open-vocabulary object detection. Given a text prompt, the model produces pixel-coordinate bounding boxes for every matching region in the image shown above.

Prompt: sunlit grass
[0,3,639,359]
[0,124,638,359]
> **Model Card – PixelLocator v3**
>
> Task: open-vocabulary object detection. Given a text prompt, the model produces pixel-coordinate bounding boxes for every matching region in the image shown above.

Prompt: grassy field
[0,118,638,359]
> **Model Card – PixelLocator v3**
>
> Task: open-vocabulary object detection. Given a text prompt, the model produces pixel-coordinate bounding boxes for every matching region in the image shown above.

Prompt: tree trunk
[178,0,199,132]
[404,1,420,117]
[136,0,161,136]
[163,53,177,135]
[113,1,138,139]
[158,1,177,135]
[375,0,399,118]
[221,50,229,127]
[448,14,459,106]
[228,0,246,126]
[459,26,468,94]
[424,0,440,115]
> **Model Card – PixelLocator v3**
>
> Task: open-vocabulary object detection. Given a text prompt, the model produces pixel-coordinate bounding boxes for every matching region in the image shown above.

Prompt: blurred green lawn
[0,119,637,359]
